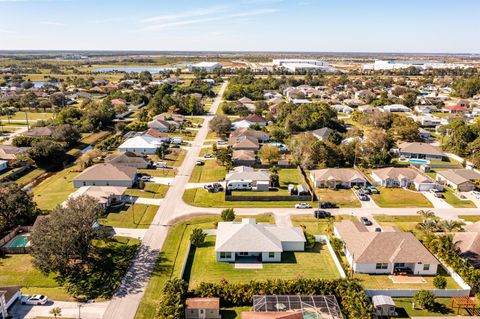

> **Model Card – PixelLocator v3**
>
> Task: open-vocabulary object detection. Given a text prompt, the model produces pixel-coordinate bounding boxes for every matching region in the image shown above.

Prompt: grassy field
[100,204,158,229]
[15,167,46,186]
[189,160,226,183]
[150,148,186,167]
[33,168,78,211]
[124,183,168,199]
[458,215,480,222]
[443,188,476,208]
[371,187,433,208]
[184,237,340,288]
[183,188,311,208]
[315,188,361,208]
[0,112,53,121]
[138,168,177,178]
[373,215,423,233]
[394,298,470,317]
[353,267,460,289]
[291,214,356,235]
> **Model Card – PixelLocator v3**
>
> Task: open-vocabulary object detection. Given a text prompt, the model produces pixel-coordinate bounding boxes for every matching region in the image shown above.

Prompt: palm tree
[49,307,62,318]
[440,220,465,233]
[417,209,437,221]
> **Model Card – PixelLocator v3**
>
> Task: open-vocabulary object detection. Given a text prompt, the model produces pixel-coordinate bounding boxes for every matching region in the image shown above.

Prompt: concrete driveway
[421,191,453,208]
[10,300,109,319]
[460,191,480,207]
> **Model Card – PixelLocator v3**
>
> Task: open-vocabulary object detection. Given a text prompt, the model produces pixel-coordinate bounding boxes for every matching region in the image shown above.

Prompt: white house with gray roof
[215,218,306,262]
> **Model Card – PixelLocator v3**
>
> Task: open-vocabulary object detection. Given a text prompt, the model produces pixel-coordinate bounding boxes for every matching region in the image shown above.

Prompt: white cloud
[40,21,66,26]
[140,6,228,24]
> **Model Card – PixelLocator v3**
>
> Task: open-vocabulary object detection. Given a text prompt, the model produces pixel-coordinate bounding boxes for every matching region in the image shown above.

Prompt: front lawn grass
[185,237,340,289]
[15,167,46,186]
[291,214,357,235]
[138,168,177,178]
[100,204,158,229]
[183,188,311,208]
[124,183,168,199]
[393,298,469,317]
[151,148,186,167]
[0,112,53,121]
[353,266,460,290]
[314,188,361,208]
[371,187,433,208]
[458,215,480,222]
[443,188,476,208]
[33,168,78,211]
[189,160,226,183]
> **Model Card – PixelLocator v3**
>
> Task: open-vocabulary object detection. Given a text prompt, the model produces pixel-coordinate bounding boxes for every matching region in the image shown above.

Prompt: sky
[0,0,479,53]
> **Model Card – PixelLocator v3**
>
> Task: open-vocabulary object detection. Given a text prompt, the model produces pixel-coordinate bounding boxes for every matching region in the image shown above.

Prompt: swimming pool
[407,158,430,164]
[5,235,30,248]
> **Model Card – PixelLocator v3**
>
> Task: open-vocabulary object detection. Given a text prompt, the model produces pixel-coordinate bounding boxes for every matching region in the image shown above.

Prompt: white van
[154,162,168,168]
[226,180,252,191]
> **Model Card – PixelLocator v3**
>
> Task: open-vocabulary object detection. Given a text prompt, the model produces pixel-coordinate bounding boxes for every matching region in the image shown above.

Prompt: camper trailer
[226,180,252,191]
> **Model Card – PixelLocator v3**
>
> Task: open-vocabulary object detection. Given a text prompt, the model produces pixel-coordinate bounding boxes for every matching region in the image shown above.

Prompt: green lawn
[150,148,186,167]
[189,160,226,183]
[124,183,168,199]
[291,214,356,235]
[443,188,476,208]
[353,266,460,290]
[315,188,361,208]
[33,168,78,211]
[221,307,252,319]
[15,167,46,186]
[458,215,480,222]
[0,254,73,301]
[184,188,312,208]
[394,298,470,317]
[184,237,340,289]
[0,112,53,121]
[173,129,198,141]
[100,204,159,229]
[138,168,177,178]
[373,215,423,233]
[371,187,433,208]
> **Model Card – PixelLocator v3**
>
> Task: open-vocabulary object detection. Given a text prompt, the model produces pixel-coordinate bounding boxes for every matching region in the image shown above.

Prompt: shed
[372,295,396,317]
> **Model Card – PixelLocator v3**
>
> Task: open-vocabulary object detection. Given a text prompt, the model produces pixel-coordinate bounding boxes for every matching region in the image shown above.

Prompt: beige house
[0,145,30,160]
[309,168,367,188]
[372,167,435,191]
[66,186,127,209]
[398,142,443,160]
[73,163,137,188]
[185,298,221,319]
[334,220,439,275]
[454,222,480,268]
[436,169,480,192]
[105,152,151,169]
[233,150,256,166]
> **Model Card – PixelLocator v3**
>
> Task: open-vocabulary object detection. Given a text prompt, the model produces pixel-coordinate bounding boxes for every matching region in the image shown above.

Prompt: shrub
[190,228,206,247]
[304,231,316,250]
[433,275,447,289]
[414,290,436,310]
[157,278,188,319]
[220,208,235,221]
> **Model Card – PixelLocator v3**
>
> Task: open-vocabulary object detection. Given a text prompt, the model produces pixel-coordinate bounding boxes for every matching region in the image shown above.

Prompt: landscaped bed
[184,236,340,289]
[315,188,361,208]
[371,187,433,208]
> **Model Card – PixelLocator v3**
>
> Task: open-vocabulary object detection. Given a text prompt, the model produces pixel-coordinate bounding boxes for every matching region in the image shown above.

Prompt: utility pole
[130,196,135,225]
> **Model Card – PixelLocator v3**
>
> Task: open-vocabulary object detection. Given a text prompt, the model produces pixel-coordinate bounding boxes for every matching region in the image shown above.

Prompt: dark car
[360,217,373,226]
[320,202,338,209]
[314,210,332,219]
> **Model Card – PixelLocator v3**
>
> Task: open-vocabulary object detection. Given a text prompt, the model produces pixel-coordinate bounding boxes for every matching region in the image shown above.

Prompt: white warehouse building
[188,62,222,73]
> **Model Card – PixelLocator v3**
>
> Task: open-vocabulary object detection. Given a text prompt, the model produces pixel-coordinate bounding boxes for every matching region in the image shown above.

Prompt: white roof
[192,62,222,67]
[119,135,163,150]
[215,218,305,253]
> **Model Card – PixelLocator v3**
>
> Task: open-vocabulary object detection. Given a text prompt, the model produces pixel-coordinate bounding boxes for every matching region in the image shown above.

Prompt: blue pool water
[408,158,429,164]
[5,235,30,247]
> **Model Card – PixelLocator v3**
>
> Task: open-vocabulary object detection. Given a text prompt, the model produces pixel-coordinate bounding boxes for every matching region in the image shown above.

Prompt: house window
[220,252,231,259]
[268,252,275,258]
[423,264,430,271]
[394,263,405,268]
[375,263,388,270]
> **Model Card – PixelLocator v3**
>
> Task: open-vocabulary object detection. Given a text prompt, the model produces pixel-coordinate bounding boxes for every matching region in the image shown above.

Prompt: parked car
[139,175,152,182]
[360,217,372,226]
[195,160,204,166]
[358,194,369,201]
[295,203,311,209]
[154,161,168,168]
[204,153,214,158]
[217,139,227,145]
[430,189,444,198]
[314,210,331,219]
[320,202,338,209]
[472,191,480,199]
[368,186,379,194]
[21,295,48,305]
[375,227,382,232]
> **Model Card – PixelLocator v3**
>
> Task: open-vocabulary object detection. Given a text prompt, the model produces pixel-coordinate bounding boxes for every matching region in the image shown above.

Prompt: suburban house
[236,96,256,112]
[232,119,255,130]
[382,104,411,112]
[229,128,269,143]
[334,220,439,275]
[331,104,353,114]
[309,168,367,188]
[118,135,163,154]
[371,167,436,191]
[23,126,56,138]
[153,112,185,124]
[147,118,172,132]
[225,166,270,191]
[244,114,267,126]
[215,218,305,262]
[229,135,260,151]
[0,145,30,160]
[436,169,480,192]
[233,150,256,166]
[185,298,221,319]
[443,105,470,114]
[398,142,444,160]
[358,105,379,113]
[105,152,151,169]
[414,115,442,127]
[453,222,480,268]
[0,160,7,172]
[144,128,171,142]
[73,163,137,188]
[66,186,126,209]
[310,127,333,141]
[0,286,21,319]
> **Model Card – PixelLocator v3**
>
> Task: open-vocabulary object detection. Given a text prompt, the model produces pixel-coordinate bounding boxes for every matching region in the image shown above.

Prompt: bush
[220,208,235,221]
[433,275,447,289]
[157,278,188,319]
[304,231,316,250]
[190,228,206,247]
[414,290,436,310]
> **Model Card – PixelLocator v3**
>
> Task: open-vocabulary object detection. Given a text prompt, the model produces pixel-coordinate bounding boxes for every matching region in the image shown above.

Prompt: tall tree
[0,183,37,234]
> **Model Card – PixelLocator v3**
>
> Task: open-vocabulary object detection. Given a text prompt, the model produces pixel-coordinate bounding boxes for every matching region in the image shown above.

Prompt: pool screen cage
[252,295,343,319]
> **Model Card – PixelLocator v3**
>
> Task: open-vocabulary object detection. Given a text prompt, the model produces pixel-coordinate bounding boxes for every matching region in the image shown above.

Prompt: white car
[295,203,311,209]
[473,191,480,199]
[21,294,48,305]
[139,176,152,182]
[154,162,168,168]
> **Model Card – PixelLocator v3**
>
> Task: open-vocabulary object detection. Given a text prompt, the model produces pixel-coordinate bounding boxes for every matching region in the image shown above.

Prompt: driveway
[133,198,163,206]
[359,196,379,208]
[10,300,109,319]
[460,191,480,208]
[421,191,453,208]
[112,228,148,240]
[150,177,175,185]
